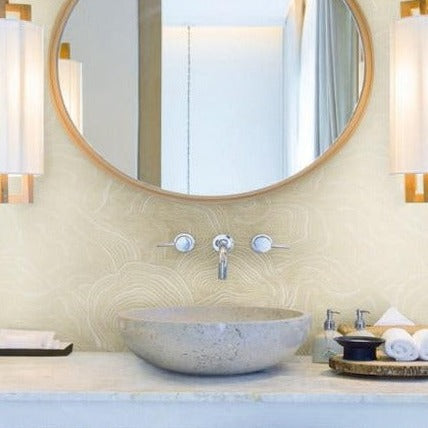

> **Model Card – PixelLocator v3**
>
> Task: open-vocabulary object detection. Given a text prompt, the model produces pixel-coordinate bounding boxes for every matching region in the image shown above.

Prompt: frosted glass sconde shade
[59,58,83,133]
[390,15,428,174]
[0,18,44,175]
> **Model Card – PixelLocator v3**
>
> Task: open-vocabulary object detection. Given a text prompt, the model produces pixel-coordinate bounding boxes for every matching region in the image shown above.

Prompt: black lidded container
[334,336,385,361]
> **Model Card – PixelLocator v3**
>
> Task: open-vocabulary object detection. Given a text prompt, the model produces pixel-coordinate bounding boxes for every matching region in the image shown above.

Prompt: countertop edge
[1,391,428,404]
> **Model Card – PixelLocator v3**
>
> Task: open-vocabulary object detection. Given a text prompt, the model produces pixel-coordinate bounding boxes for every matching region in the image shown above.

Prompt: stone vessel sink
[118,306,311,375]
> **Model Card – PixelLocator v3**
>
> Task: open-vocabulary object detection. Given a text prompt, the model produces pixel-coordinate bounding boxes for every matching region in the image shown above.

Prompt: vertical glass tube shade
[390,16,428,173]
[0,19,44,175]
[59,59,83,133]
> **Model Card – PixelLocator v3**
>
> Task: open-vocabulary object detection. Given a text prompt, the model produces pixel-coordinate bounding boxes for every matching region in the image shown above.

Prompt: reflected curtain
[283,0,360,175]
[296,0,318,173]
[316,0,359,155]
[283,0,305,176]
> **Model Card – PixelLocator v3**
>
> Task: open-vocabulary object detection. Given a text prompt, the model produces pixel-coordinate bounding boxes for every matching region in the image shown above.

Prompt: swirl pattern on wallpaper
[1,1,428,356]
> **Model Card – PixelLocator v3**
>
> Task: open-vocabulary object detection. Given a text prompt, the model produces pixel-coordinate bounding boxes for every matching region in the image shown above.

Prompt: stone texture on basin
[118,306,311,375]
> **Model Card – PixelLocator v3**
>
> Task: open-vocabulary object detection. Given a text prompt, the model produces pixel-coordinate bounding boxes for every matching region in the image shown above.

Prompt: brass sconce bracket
[401,0,427,16]
[400,1,428,202]
[405,174,428,203]
[0,1,31,21]
[0,175,34,204]
[60,42,71,60]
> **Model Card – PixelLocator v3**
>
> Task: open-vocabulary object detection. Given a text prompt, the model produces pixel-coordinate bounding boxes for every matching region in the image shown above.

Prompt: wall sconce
[58,42,83,133]
[390,0,428,202]
[0,1,43,204]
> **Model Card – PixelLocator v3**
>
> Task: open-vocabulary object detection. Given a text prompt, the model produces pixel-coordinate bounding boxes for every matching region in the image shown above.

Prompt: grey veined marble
[118,306,311,375]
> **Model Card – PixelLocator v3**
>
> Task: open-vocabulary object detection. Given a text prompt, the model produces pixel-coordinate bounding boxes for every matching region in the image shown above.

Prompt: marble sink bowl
[118,306,311,375]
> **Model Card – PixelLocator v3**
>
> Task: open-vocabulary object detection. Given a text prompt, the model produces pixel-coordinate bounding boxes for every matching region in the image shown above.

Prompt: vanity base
[3,401,428,428]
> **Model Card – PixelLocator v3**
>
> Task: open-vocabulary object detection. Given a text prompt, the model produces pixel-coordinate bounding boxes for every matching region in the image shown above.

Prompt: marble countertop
[0,352,428,404]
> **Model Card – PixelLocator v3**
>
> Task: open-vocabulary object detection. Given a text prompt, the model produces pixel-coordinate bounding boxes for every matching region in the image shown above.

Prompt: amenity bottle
[312,309,343,363]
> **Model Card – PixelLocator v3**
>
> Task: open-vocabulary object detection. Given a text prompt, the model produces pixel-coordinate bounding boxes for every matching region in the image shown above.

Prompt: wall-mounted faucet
[212,234,234,280]
[158,233,289,280]
[158,233,196,253]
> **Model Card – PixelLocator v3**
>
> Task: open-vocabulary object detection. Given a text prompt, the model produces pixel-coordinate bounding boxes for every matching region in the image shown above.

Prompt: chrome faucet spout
[218,243,228,280]
[212,235,234,281]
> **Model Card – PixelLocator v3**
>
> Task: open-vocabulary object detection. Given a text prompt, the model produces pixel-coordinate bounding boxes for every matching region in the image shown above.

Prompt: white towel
[382,328,419,361]
[0,329,60,349]
[374,307,415,326]
[413,329,428,361]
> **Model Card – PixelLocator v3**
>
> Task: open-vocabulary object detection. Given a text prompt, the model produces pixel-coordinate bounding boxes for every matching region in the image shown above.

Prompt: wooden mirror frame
[49,0,373,202]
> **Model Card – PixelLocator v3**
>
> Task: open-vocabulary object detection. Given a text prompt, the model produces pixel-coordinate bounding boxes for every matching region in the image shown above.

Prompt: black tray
[0,343,73,357]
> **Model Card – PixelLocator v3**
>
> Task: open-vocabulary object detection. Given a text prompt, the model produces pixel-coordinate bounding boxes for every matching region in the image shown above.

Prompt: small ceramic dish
[335,336,385,361]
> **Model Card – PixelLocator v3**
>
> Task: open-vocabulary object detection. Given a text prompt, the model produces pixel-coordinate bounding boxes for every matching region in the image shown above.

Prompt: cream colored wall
[1,0,421,353]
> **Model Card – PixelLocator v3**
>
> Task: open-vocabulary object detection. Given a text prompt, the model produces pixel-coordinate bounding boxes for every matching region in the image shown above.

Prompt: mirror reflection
[60,0,365,196]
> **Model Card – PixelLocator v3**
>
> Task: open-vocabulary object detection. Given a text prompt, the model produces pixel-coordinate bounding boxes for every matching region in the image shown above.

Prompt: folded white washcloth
[382,328,419,361]
[375,307,415,326]
[0,329,57,349]
[413,329,428,361]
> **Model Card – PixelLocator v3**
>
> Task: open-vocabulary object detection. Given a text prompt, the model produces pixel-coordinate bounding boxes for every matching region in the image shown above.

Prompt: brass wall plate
[5,3,31,21]
[401,0,427,16]
[0,175,34,204]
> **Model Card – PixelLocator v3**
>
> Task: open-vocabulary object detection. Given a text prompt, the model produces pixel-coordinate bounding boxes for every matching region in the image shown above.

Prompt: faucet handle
[251,234,290,253]
[212,234,234,251]
[157,233,196,253]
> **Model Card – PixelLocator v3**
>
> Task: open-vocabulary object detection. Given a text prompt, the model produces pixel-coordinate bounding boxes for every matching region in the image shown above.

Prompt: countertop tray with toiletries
[0,343,73,357]
[329,354,428,377]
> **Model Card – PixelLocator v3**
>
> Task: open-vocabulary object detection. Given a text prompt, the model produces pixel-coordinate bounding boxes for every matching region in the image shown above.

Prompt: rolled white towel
[413,329,428,361]
[382,328,419,361]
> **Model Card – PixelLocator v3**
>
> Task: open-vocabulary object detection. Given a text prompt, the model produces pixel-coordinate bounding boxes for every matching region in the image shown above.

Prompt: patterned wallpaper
[1,0,425,353]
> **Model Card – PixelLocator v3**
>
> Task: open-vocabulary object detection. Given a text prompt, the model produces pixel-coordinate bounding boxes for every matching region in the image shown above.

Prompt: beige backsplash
[1,0,425,353]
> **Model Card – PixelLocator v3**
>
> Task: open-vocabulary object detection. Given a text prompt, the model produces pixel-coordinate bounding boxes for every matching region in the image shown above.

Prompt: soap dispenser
[351,309,374,337]
[312,309,343,363]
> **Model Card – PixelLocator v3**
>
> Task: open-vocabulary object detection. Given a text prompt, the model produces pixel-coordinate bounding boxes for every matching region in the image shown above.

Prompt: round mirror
[49,0,373,200]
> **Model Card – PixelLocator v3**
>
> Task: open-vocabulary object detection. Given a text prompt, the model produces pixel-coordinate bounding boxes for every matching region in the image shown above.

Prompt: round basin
[118,306,311,375]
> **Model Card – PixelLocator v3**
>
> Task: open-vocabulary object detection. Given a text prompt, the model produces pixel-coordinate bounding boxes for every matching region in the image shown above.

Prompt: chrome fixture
[251,234,290,253]
[212,234,234,280]
[354,309,370,330]
[157,233,196,253]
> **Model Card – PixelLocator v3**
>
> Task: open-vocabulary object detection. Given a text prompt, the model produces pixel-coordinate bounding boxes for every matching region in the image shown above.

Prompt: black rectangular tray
[0,343,73,357]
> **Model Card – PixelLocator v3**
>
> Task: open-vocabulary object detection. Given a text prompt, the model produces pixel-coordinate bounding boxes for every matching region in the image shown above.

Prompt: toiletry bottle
[312,309,343,363]
[351,309,374,337]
